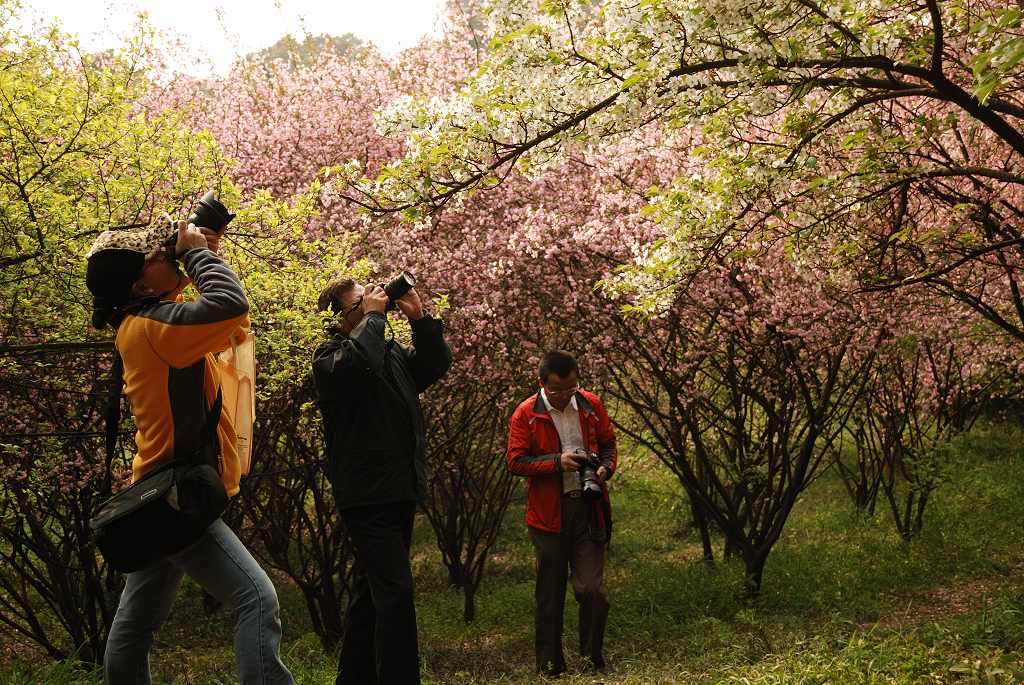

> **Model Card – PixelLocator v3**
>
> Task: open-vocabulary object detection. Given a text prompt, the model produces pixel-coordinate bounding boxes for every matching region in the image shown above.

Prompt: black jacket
[311,311,452,510]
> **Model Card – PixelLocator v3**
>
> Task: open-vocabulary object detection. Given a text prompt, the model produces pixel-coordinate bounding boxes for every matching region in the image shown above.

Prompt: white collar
[541,388,578,413]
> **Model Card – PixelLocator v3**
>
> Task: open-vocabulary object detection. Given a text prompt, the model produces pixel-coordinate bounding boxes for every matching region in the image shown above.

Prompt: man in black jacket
[312,277,451,685]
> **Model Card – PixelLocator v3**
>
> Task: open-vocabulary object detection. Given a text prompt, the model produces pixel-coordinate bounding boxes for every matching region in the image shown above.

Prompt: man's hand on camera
[597,466,609,484]
[175,221,208,257]
[362,284,389,315]
[198,226,224,254]
[560,452,585,472]
[396,287,424,320]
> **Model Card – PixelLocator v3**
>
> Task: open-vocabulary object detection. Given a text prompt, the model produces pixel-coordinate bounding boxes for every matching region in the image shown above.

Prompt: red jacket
[506,389,617,533]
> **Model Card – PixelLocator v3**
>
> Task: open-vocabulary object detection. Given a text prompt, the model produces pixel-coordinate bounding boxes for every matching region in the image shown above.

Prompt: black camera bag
[90,354,228,573]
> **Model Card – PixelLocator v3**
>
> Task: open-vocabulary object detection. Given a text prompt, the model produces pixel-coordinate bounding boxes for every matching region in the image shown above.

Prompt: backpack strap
[101,352,126,498]
[199,387,224,471]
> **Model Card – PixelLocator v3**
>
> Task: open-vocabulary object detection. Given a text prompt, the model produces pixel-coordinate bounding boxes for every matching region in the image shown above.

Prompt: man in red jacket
[507,350,618,676]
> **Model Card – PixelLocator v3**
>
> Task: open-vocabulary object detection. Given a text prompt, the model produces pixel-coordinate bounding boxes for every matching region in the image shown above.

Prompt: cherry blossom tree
[420,385,518,623]
[0,344,125,661]
[329,0,1024,348]
[600,246,884,594]
[851,293,1013,538]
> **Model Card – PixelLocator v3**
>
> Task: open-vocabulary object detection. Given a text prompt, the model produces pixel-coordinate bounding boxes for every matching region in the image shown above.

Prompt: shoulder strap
[201,387,223,469]
[101,352,126,497]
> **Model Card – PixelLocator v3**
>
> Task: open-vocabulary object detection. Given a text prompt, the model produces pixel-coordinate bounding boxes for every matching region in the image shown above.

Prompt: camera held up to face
[162,190,236,254]
[380,271,416,311]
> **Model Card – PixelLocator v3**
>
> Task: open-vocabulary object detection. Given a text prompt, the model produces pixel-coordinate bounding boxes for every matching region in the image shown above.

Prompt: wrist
[409,312,434,325]
[181,247,209,268]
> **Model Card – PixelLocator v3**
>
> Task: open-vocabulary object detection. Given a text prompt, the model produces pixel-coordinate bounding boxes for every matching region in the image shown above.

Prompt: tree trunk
[463,583,477,623]
[743,551,766,597]
[913,489,929,537]
[317,590,345,650]
[302,590,328,648]
[691,499,715,563]
[447,560,465,588]
[724,534,741,560]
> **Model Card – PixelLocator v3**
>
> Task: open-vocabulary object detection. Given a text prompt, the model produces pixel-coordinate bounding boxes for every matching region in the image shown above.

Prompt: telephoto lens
[381,271,416,311]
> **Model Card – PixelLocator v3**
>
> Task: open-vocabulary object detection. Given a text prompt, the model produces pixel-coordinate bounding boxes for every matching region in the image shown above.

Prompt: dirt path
[863,573,1013,631]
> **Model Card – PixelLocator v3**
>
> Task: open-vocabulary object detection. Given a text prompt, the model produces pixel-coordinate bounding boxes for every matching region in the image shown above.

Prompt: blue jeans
[103,518,294,685]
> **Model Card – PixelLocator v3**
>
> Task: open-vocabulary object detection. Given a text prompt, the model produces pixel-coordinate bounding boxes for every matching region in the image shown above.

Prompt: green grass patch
[4,422,1024,683]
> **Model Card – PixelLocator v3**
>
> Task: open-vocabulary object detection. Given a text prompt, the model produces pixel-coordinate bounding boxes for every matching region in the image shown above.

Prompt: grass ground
[3,422,1024,684]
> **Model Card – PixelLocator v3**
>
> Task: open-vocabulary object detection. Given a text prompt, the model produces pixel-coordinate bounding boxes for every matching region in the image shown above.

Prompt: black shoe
[539,658,567,678]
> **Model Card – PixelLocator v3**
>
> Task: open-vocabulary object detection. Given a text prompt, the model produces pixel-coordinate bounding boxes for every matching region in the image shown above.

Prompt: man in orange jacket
[506,350,618,676]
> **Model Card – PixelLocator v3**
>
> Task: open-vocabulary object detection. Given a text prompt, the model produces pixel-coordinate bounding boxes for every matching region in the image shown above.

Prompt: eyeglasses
[340,295,363,318]
[545,385,579,398]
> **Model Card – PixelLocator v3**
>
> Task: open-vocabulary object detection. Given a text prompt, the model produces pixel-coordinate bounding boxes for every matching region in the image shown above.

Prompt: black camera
[380,271,416,311]
[162,191,236,255]
[574,449,604,501]
[189,190,236,232]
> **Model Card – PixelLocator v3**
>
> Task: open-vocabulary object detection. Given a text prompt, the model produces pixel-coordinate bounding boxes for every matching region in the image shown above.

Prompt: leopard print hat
[85,220,177,259]
[85,220,178,328]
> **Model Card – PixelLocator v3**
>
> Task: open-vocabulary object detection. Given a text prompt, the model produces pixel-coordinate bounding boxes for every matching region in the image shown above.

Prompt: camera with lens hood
[379,271,416,311]
[162,190,236,253]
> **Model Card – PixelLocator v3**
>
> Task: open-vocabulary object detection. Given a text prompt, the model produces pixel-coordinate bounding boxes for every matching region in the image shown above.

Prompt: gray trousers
[103,518,294,685]
[528,494,610,674]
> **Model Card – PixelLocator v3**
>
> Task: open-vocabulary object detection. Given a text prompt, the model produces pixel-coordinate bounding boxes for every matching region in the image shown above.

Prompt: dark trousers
[337,501,420,685]
[528,494,610,675]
